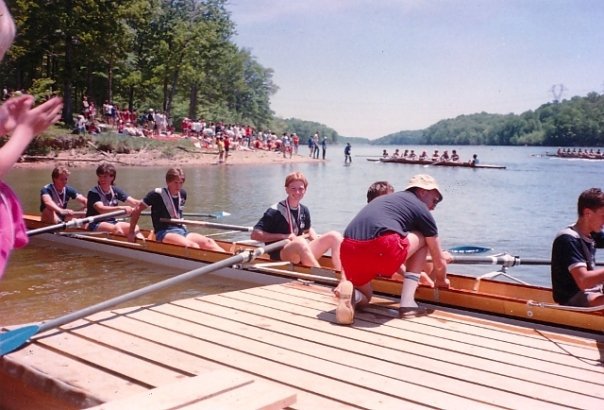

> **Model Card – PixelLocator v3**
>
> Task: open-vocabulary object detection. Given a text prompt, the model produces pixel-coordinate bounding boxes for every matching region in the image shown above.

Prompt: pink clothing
[0,182,28,277]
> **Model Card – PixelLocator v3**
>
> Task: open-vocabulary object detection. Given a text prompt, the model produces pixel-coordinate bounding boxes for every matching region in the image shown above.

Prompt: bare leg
[308,231,343,271]
[41,208,60,224]
[280,236,320,267]
[186,232,224,252]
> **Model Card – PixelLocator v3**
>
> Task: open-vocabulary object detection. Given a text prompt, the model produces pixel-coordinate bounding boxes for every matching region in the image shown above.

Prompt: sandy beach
[15,146,322,169]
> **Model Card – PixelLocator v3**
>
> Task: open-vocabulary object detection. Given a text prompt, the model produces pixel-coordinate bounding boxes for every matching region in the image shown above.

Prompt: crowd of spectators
[73,96,329,158]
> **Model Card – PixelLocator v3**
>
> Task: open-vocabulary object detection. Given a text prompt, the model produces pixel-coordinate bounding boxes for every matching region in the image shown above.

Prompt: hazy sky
[227,0,604,139]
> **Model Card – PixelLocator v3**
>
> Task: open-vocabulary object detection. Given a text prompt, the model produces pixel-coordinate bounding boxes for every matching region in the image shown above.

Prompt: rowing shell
[375,157,506,169]
[22,215,604,333]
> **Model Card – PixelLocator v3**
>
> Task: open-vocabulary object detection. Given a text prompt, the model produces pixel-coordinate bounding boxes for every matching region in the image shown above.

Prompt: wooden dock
[1,281,604,409]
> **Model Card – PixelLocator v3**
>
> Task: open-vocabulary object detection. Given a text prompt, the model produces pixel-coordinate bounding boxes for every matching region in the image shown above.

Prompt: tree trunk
[189,83,198,119]
[62,35,74,125]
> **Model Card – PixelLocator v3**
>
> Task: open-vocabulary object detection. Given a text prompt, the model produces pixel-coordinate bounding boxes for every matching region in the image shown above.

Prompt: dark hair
[96,163,117,184]
[51,165,70,180]
[578,188,604,216]
[166,167,185,183]
[367,181,394,203]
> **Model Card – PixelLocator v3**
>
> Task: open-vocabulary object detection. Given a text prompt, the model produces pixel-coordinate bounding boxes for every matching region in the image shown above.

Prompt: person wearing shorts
[551,188,604,307]
[127,168,223,252]
[335,174,450,325]
[86,163,142,237]
[251,171,343,271]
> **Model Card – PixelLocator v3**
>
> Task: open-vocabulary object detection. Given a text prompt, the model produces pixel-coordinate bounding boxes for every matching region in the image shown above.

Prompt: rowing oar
[144,211,230,219]
[447,245,492,254]
[26,210,127,237]
[0,238,290,356]
[447,253,604,267]
[161,218,252,232]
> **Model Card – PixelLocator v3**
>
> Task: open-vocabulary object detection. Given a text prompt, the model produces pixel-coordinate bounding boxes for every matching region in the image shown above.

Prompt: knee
[325,230,343,245]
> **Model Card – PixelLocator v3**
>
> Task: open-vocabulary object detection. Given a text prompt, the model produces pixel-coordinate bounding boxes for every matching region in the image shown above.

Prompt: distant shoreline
[15,148,323,169]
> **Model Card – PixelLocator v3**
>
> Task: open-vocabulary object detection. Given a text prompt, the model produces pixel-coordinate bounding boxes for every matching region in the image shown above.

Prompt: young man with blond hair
[252,171,343,271]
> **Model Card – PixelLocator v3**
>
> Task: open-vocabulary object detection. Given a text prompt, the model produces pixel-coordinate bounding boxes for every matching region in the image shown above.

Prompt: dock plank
[3,281,603,410]
[176,294,603,401]
[109,308,441,409]
[89,369,295,410]
[177,293,601,408]
[251,283,604,368]
[86,310,418,409]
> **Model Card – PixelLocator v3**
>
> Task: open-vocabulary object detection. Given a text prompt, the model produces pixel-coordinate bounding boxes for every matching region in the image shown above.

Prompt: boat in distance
[23,215,603,334]
[368,157,506,169]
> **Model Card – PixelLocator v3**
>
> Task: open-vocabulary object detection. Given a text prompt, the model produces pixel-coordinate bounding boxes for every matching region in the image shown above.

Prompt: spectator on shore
[321,137,327,160]
[344,143,352,164]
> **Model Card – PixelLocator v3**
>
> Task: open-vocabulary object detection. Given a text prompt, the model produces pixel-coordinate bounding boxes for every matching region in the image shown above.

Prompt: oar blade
[0,325,40,356]
[448,245,493,254]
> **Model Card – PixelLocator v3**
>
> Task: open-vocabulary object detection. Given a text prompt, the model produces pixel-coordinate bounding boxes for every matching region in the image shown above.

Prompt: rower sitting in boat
[419,150,429,161]
[86,163,143,238]
[439,150,450,162]
[40,165,87,224]
[251,171,343,271]
[382,149,389,158]
[408,150,417,159]
[391,148,400,158]
[431,150,440,161]
[468,154,479,166]
[127,168,224,251]
[451,150,460,162]
[551,188,604,308]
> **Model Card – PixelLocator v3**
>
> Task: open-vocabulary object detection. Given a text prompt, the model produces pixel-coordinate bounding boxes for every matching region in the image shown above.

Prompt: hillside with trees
[2,0,275,130]
[372,92,604,146]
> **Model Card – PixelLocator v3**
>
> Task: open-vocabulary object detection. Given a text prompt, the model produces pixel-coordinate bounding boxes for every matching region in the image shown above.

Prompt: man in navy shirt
[335,174,449,325]
[551,188,604,307]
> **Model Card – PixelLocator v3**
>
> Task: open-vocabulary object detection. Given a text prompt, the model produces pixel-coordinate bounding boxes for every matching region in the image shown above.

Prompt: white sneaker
[335,280,355,325]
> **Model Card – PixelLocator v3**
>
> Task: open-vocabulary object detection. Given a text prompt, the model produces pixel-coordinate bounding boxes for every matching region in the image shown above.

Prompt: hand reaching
[12,95,63,136]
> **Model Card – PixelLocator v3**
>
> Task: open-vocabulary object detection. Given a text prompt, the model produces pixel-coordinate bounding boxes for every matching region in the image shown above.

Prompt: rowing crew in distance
[381,148,478,166]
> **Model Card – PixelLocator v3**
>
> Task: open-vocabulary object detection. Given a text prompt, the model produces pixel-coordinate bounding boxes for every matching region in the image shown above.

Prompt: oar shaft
[144,211,229,218]
[448,254,603,267]
[161,218,252,232]
[37,239,289,333]
[27,210,127,236]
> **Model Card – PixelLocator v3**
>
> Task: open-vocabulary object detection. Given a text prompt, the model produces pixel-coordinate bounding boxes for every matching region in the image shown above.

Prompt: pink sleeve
[0,182,29,277]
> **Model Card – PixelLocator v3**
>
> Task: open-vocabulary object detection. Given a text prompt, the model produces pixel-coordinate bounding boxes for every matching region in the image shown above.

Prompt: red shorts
[340,233,409,286]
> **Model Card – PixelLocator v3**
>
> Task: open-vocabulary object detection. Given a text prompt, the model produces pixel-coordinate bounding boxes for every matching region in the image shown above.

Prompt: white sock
[352,289,363,305]
[400,272,420,308]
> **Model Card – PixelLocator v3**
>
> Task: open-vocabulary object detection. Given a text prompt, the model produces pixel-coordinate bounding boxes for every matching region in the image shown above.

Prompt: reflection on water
[3,145,604,324]
[0,238,256,326]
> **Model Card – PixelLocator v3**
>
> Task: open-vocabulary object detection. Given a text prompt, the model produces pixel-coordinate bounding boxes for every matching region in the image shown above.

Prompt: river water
[2,144,602,325]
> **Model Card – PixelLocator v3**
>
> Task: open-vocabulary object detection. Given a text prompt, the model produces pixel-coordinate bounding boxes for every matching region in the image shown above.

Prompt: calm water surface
[2,145,602,325]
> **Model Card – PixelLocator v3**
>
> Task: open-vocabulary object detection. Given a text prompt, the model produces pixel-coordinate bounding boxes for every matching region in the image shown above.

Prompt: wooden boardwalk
[1,281,604,409]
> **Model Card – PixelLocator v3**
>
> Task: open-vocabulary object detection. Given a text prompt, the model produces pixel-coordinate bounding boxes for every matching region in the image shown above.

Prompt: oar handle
[161,218,253,232]
[27,210,127,237]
